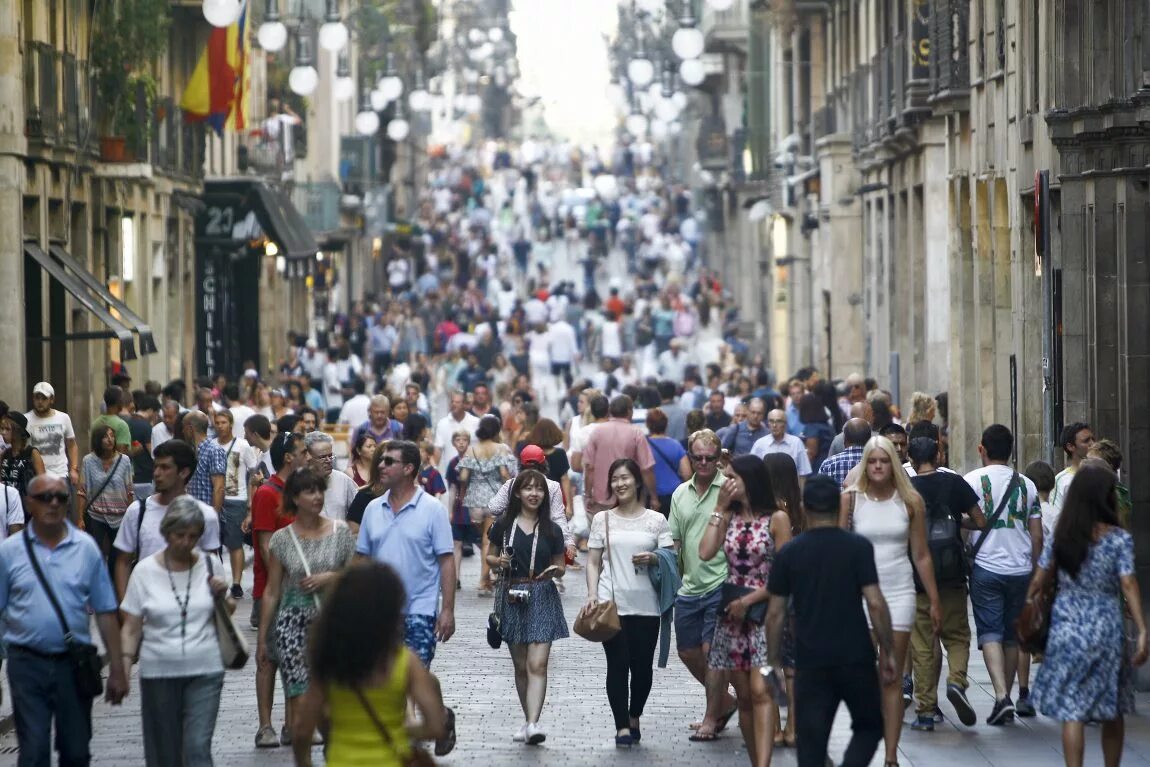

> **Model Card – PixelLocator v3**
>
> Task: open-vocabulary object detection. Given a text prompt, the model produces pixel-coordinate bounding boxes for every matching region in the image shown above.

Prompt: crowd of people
[0,140,1145,767]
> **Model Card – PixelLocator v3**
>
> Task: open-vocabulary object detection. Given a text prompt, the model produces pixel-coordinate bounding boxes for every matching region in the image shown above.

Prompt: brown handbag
[574,511,622,642]
[1018,573,1057,654]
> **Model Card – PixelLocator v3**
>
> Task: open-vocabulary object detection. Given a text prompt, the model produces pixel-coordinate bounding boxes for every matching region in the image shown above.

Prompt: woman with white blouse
[585,458,674,748]
[121,497,233,766]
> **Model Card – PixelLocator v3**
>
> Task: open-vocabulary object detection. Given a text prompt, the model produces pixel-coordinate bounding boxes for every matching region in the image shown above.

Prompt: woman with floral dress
[1030,462,1149,767]
[699,454,792,766]
[458,415,517,595]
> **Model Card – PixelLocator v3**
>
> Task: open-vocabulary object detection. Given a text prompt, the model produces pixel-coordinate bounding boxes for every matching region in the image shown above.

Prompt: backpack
[918,475,966,587]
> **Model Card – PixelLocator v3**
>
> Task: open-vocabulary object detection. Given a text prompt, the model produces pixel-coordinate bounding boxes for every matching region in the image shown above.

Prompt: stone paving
[2,549,1150,765]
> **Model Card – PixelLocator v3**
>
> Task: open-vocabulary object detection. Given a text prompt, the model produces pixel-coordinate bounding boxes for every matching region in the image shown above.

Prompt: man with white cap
[25,382,78,489]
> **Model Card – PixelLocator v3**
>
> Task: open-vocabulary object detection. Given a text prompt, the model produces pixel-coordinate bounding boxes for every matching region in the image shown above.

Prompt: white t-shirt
[0,486,25,538]
[229,405,257,433]
[151,422,174,456]
[323,470,359,522]
[25,410,75,478]
[1050,467,1075,514]
[963,465,1042,576]
[338,395,372,427]
[548,321,578,364]
[113,494,221,561]
[600,321,622,360]
[524,298,548,326]
[527,330,551,369]
[120,554,224,678]
[588,508,673,616]
[434,413,481,465]
[1040,499,1059,541]
[215,437,251,502]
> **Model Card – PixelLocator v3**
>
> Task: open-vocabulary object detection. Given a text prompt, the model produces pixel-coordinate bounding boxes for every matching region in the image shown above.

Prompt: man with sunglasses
[0,474,129,764]
[668,429,737,741]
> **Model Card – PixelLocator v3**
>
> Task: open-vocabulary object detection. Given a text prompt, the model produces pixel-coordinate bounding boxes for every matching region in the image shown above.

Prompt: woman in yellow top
[292,561,447,766]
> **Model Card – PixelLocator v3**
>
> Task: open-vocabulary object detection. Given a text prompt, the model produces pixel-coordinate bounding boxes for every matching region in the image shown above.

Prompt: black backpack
[916,474,966,588]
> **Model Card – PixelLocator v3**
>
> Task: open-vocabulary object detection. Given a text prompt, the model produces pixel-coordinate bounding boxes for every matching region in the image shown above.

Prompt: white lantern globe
[650,120,669,140]
[707,0,735,9]
[655,97,678,122]
[468,28,486,45]
[669,120,683,136]
[465,94,483,114]
[627,57,655,87]
[370,89,389,111]
[625,112,648,136]
[333,76,355,102]
[672,26,704,60]
[257,20,288,52]
[488,27,504,43]
[680,57,705,86]
[318,21,349,52]
[289,65,319,96]
[355,110,380,135]
[408,88,431,111]
[202,0,241,28]
[379,75,404,102]
[387,118,410,141]
[672,91,688,109]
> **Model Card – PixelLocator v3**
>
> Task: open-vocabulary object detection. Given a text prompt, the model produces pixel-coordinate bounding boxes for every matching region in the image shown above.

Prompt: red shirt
[251,475,294,598]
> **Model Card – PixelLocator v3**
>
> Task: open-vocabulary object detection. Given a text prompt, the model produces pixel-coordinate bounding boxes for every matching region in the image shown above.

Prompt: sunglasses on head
[29,491,69,505]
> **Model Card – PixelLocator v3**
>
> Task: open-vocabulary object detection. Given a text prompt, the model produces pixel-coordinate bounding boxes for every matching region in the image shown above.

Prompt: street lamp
[680,56,705,86]
[318,0,349,52]
[379,53,404,102]
[202,0,241,28]
[355,85,380,135]
[626,111,648,136]
[386,99,410,141]
[671,0,704,60]
[288,31,319,96]
[333,50,355,102]
[408,69,431,111]
[256,0,288,50]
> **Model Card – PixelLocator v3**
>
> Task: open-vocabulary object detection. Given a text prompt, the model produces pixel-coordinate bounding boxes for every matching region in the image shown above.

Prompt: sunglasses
[29,492,69,505]
[379,456,403,466]
[690,454,719,463]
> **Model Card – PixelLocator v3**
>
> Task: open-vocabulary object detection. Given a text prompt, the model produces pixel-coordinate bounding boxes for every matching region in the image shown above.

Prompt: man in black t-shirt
[126,392,158,500]
[767,474,895,767]
[907,434,985,730]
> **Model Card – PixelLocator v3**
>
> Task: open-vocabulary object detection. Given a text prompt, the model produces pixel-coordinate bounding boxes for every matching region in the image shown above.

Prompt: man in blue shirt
[0,474,128,764]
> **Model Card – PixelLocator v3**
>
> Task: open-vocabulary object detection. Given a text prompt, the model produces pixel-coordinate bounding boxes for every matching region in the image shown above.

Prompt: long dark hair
[727,454,777,517]
[490,469,561,547]
[309,561,405,687]
[763,453,803,532]
[1053,462,1120,579]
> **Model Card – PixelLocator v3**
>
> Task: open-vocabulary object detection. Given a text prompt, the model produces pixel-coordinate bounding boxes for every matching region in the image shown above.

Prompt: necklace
[164,552,193,654]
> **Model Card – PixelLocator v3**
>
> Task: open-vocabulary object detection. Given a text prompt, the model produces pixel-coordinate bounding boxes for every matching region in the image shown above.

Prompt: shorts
[452,523,479,543]
[405,614,438,668]
[674,586,723,651]
[220,499,247,552]
[969,564,1029,648]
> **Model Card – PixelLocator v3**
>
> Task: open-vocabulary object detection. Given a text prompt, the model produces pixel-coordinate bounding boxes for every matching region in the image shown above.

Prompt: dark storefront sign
[696,113,730,171]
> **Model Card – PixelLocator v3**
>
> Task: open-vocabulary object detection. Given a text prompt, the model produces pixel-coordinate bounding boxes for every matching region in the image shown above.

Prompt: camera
[507,587,531,604]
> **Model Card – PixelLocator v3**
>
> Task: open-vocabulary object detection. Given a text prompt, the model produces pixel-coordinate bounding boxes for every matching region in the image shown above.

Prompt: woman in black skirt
[486,469,569,745]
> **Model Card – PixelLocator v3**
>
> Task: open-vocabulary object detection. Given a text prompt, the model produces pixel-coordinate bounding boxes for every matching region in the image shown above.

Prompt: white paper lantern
[288,65,319,96]
[628,57,655,87]
[672,91,688,109]
[355,110,380,135]
[651,120,669,140]
[680,57,705,86]
[408,88,431,111]
[257,20,288,52]
[333,76,355,102]
[379,75,404,102]
[625,112,648,136]
[318,21,349,52]
[707,0,735,9]
[672,26,704,60]
[468,28,486,45]
[202,0,241,28]
[386,118,410,141]
[488,27,505,43]
[655,97,679,122]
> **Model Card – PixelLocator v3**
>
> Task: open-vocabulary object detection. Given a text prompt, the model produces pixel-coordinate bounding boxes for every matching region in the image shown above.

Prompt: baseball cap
[519,445,546,466]
[32,382,54,398]
[802,474,841,516]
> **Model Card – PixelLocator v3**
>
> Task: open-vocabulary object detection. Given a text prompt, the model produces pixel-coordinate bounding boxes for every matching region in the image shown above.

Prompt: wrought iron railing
[929,0,970,97]
[25,42,59,142]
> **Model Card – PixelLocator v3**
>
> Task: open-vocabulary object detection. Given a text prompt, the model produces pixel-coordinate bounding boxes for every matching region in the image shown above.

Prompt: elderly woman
[120,497,232,766]
[259,467,356,744]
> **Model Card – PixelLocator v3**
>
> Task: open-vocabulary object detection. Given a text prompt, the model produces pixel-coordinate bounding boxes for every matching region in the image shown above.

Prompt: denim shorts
[220,499,247,552]
[674,586,723,651]
[969,564,1029,648]
[405,614,438,668]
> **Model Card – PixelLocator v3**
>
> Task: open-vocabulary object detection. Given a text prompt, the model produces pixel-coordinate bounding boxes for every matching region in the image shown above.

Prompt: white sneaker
[513,724,528,742]
[526,722,546,745]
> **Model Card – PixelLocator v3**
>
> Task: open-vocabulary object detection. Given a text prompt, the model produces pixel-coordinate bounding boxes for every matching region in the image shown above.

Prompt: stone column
[921,118,950,394]
[0,0,26,401]
[816,134,864,378]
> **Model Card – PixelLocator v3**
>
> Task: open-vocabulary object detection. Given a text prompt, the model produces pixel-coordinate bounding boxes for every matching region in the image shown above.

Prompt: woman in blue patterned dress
[1029,462,1149,767]
[699,454,792,767]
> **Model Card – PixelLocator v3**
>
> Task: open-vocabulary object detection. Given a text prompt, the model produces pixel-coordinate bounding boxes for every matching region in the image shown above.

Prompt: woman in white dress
[840,435,941,767]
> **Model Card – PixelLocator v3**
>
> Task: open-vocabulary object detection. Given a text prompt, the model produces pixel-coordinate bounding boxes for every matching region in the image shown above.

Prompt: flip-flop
[434,707,456,756]
[689,730,719,742]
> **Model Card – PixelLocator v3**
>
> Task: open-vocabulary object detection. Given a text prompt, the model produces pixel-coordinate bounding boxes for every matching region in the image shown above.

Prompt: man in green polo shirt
[91,386,132,454]
[669,428,737,741]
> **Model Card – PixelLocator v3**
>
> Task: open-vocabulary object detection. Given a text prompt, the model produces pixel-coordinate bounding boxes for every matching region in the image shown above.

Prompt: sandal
[774,732,786,747]
[784,732,797,748]
[689,729,719,742]
[715,706,738,733]
[434,707,456,756]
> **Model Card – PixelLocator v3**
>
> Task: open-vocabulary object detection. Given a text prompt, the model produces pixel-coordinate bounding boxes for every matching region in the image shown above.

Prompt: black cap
[802,474,841,516]
[4,411,28,437]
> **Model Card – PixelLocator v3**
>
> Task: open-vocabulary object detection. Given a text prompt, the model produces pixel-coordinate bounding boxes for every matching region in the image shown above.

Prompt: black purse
[720,582,768,625]
[23,529,104,699]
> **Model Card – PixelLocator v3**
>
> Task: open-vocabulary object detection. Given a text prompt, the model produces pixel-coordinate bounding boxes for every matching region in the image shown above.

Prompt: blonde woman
[906,392,937,429]
[839,436,941,767]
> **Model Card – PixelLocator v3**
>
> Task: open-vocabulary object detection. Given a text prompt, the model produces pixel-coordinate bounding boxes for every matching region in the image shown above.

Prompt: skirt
[708,614,769,671]
[496,580,569,645]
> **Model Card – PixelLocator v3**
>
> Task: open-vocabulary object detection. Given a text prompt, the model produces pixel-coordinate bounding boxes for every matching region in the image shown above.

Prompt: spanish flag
[181,1,248,135]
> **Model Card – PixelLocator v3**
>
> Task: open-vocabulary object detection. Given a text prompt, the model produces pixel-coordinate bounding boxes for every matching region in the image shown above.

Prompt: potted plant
[90,0,170,161]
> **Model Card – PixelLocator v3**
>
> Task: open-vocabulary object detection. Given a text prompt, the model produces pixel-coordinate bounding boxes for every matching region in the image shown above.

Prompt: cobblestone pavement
[2,549,1150,766]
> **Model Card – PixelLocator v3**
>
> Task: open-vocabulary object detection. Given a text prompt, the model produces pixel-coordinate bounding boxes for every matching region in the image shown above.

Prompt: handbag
[353,685,436,767]
[22,529,103,699]
[573,511,622,642]
[719,582,768,625]
[287,522,329,609]
[1018,574,1057,654]
[206,556,250,670]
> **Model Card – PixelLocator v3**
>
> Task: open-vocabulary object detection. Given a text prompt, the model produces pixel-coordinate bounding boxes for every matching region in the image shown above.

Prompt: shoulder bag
[287,522,330,609]
[573,512,622,642]
[1017,573,1057,654]
[130,496,148,567]
[353,685,436,767]
[966,470,1020,573]
[82,455,125,517]
[205,555,250,669]
[22,529,103,699]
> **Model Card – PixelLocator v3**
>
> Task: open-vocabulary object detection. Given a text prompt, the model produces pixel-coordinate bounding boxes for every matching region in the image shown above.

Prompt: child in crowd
[1024,460,1057,539]
[419,440,447,497]
[445,430,474,591]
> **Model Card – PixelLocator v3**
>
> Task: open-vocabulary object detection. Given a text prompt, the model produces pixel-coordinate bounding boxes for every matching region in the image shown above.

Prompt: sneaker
[230,583,243,599]
[932,706,945,723]
[987,697,1015,726]
[525,722,546,745]
[910,715,935,732]
[462,542,475,557]
[902,674,913,709]
[254,725,279,748]
[1015,692,1036,717]
[513,724,528,742]
[280,725,291,746]
[947,684,977,727]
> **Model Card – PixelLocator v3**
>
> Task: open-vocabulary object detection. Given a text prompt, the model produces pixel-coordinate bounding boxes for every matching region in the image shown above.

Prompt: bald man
[817,418,873,489]
[751,409,813,478]
[828,400,876,458]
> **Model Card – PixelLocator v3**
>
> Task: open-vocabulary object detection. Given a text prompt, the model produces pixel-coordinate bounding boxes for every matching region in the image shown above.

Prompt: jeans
[970,564,1029,647]
[8,647,93,767]
[911,587,971,715]
[602,615,660,730]
[794,662,883,767]
[140,673,225,767]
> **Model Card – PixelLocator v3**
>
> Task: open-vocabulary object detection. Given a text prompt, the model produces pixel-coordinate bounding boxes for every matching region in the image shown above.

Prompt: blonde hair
[687,428,721,452]
[907,391,936,426]
[851,436,922,509]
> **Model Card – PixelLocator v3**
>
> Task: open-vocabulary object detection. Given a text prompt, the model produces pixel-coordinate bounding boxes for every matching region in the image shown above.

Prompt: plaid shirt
[817,446,864,489]
[188,440,227,507]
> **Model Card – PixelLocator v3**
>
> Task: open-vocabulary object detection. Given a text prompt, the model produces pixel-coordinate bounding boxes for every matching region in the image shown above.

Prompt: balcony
[25,42,60,144]
[150,98,205,181]
[60,54,90,148]
[700,0,749,53]
[239,131,289,180]
[928,0,971,108]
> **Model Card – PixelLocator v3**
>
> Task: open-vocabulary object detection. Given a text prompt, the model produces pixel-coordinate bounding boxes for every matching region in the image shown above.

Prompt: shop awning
[200,179,319,259]
[48,245,157,355]
[23,242,139,360]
